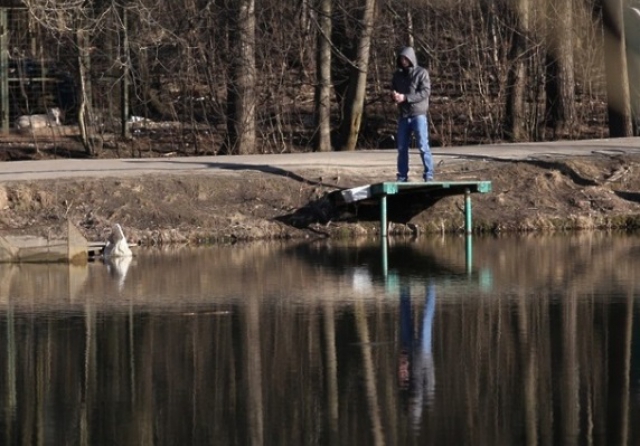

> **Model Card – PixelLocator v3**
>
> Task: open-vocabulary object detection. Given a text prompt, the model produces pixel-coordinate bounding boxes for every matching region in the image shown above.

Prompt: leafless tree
[7,0,629,155]
[314,0,333,152]
[224,0,257,154]
[21,0,102,154]
[545,0,576,137]
[504,0,531,141]
[601,0,632,136]
[625,4,640,134]
[336,0,376,151]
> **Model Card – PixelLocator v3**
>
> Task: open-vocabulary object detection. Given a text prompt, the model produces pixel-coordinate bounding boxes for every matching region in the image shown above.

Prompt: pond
[0,233,639,445]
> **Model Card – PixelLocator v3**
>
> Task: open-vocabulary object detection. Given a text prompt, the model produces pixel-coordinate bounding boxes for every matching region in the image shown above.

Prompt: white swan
[103,224,133,258]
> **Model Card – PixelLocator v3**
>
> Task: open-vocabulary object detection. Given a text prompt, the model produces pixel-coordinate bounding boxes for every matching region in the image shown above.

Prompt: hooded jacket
[391,47,431,118]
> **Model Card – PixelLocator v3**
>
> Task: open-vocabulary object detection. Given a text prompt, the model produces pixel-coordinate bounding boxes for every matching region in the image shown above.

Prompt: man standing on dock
[391,46,434,182]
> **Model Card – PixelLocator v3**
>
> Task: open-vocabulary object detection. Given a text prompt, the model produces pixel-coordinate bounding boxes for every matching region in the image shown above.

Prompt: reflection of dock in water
[0,239,480,311]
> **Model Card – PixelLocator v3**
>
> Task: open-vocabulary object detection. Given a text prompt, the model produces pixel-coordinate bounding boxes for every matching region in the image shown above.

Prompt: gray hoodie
[391,47,431,118]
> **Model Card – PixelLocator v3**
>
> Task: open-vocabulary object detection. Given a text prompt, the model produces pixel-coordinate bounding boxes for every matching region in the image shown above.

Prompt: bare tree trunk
[405,9,414,48]
[504,0,530,141]
[0,10,8,134]
[545,0,576,137]
[300,0,311,34]
[225,0,257,154]
[314,0,332,152]
[337,0,376,151]
[76,28,95,156]
[120,5,131,139]
[624,6,640,135]
[601,0,632,137]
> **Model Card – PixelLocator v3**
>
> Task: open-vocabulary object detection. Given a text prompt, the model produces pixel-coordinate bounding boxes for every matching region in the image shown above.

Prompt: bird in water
[103,223,133,258]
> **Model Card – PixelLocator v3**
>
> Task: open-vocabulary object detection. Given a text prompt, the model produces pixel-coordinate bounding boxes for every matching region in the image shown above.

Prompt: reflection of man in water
[398,282,436,427]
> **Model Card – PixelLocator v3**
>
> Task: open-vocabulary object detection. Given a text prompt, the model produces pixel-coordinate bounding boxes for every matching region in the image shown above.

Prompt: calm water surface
[1,233,640,445]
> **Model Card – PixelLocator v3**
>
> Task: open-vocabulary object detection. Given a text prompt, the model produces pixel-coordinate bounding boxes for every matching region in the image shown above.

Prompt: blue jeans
[396,115,433,181]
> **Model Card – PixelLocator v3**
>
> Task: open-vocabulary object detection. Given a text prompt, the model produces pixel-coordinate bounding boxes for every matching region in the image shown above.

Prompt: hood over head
[397,46,417,68]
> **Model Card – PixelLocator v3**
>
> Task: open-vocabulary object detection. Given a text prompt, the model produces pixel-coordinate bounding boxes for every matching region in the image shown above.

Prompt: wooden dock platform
[334,180,492,236]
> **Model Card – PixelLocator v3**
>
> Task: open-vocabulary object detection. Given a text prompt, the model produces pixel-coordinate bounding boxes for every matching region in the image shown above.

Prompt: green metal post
[464,188,472,234]
[380,194,388,237]
[465,234,473,275]
[464,188,473,274]
[381,236,388,279]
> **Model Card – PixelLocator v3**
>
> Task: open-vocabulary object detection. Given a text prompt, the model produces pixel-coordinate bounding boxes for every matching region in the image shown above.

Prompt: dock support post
[464,188,473,274]
[381,236,388,279]
[465,234,473,274]
[464,188,472,234]
[380,194,388,238]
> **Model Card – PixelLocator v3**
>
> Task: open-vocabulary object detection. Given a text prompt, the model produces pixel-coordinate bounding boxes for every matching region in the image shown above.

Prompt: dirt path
[1,137,639,245]
[1,136,639,180]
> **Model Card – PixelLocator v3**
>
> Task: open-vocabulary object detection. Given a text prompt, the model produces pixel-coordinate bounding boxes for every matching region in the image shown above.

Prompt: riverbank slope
[1,138,639,245]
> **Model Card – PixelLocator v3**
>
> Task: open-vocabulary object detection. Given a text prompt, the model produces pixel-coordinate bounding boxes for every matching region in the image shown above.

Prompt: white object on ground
[127,115,152,123]
[340,185,372,203]
[15,108,62,130]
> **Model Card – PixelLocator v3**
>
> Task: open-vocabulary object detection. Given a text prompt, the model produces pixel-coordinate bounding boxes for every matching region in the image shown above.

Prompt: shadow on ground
[277,192,443,234]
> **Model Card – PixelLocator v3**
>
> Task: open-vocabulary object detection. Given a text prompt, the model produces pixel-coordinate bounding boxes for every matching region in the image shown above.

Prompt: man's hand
[392,91,406,104]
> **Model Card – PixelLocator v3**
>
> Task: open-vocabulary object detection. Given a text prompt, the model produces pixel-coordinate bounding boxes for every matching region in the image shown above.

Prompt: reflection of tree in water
[398,281,436,431]
[2,238,640,444]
